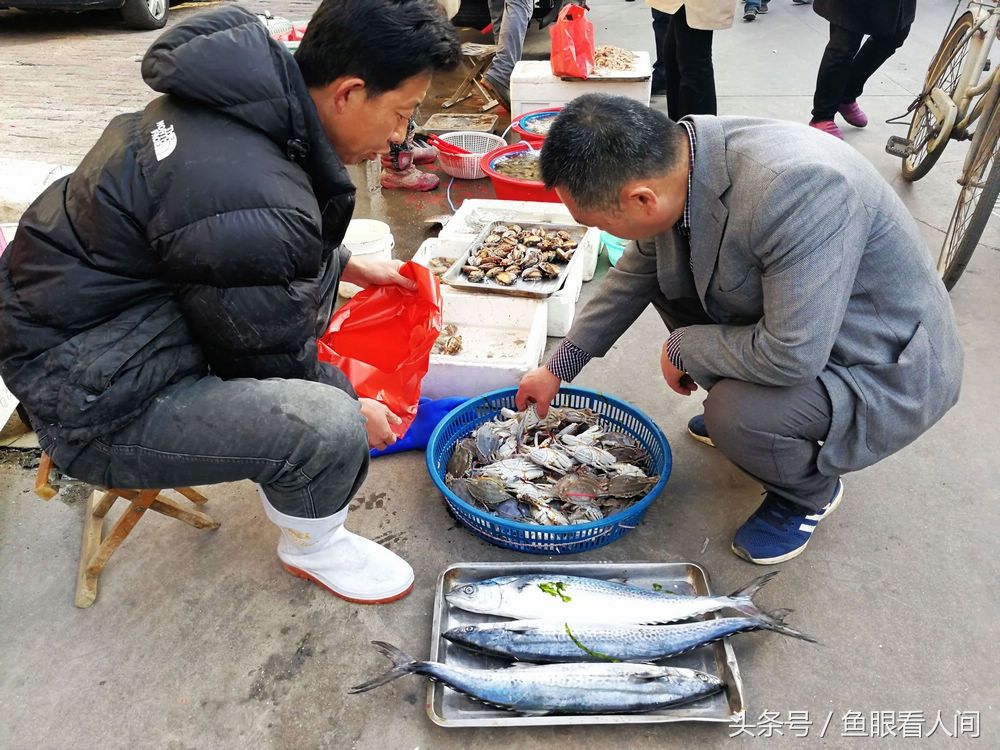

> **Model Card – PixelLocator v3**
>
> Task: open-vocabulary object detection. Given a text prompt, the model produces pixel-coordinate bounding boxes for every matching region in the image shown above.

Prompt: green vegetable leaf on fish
[651,583,676,595]
[538,581,572,602]
[564,623,620,662]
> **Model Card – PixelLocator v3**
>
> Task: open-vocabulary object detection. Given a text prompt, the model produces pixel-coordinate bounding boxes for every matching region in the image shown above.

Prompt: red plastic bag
[549,3,595,80]
[318,262,443,438]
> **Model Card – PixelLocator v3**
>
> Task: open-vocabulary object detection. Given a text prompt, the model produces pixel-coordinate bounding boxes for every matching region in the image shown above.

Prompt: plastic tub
[480,143,560,204]
[601,231,628,267]
[510,107,561,147]
[426,387,672,555]
[339,219,394,298]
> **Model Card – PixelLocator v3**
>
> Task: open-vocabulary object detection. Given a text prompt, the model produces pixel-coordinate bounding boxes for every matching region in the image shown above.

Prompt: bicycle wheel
[903,11,975,182]
[938,93,1000,289]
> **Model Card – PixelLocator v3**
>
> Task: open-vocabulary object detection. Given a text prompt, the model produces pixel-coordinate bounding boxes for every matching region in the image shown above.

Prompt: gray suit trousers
[653,294,838,512]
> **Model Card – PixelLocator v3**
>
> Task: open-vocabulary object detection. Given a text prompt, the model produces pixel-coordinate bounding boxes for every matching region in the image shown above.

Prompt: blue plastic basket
[426,387,672,555]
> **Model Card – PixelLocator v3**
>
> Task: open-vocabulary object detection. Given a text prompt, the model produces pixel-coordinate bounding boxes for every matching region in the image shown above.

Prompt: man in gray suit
[516,94,963,564]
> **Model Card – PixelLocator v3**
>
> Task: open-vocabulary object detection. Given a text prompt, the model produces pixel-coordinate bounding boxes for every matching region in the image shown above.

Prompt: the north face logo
[151,120,176,162]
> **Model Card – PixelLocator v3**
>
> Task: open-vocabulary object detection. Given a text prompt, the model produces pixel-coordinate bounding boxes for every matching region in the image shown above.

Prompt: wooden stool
[34,452,220,608]
[442,42,499,112]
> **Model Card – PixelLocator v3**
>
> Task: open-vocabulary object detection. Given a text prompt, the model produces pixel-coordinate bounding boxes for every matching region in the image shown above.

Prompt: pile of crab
[444,406,660,526]
[460,225,577,286]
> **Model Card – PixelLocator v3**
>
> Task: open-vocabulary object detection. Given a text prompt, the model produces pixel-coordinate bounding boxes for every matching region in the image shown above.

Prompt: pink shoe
[380,165,439,192]
[809,119,844,140]
[837,100,868,128]
[411,145,439,165]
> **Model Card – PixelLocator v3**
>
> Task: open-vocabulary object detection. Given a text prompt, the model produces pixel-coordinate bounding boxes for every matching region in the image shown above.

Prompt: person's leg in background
[702,378,843,564]
[838,23,913,129]
[810,23,864,138]
[670,5,717,118]
[663,8,681,120]
[742,0,761,22]
[381,115,439,192]
[482,0,532,109]
[55,374,415,603]
[651,8,671,96]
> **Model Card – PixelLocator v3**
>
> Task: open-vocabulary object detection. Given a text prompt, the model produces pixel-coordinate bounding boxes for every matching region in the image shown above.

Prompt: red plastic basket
[480,143,560,203]
[510,107,561,147]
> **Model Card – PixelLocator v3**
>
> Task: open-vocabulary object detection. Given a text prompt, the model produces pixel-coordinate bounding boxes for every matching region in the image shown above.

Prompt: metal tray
[427,561,746,727]
[442,221,586,299]
[419,113,499,134]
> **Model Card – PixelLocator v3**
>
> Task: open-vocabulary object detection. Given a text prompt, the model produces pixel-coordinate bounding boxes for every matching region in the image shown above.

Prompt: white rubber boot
[258,487,414,604]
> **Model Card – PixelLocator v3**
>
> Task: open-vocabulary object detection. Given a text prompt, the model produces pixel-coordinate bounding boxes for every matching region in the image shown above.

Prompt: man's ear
[624,183,659,215]
[328,77,367,114]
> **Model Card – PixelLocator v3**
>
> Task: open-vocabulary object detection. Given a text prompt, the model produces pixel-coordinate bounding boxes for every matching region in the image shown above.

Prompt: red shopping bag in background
[318,262,443,438]
[549,3,595,80]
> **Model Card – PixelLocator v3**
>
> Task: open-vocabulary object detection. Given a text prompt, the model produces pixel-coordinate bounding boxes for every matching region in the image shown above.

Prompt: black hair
[295,0,461,95]
[540,94,686,210]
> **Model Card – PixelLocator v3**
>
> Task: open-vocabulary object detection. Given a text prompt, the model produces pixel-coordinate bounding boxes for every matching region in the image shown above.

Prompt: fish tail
[347,641,421,694]
[726,571,780,617]
[754,609,820,644]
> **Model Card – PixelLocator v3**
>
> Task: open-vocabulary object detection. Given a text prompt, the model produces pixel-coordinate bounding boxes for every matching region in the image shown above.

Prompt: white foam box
[412,235,585,337]
[421,292,548,400]
[509,52,652,119]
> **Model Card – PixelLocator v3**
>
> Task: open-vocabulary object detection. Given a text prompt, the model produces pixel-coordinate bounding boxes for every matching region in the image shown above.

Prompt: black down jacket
[814,0,916,37]
[0,7,358,455]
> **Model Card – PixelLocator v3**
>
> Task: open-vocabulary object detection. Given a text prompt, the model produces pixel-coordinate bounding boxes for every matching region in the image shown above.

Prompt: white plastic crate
[509,53,652,119]
[412,236,583,338]
[421,293,548,400]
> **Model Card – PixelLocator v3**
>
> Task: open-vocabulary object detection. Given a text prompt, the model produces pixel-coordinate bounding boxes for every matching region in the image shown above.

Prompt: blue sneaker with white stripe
[687,414,715,447]
[732,480,844,564]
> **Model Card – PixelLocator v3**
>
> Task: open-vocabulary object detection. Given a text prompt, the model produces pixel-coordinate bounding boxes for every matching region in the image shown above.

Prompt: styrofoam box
[412,236,583,337]
[509,52,652,118]
[421,292,548,400]
[439,198,601,282]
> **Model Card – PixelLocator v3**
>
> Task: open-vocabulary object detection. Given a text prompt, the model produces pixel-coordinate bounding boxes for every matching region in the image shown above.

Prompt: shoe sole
[743,14,756,21]
[282,563,414,605]
[687,427,715,448]
[731,481,844,565]
[478,76,510,111]
[839,116,868,129]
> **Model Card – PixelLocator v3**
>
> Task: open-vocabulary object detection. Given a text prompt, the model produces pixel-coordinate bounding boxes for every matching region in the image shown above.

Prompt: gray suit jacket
[565,116,963,475]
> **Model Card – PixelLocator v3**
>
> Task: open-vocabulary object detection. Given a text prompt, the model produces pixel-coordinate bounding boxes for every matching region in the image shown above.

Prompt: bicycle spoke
[939,99,1000,279]
[904,13,977,180]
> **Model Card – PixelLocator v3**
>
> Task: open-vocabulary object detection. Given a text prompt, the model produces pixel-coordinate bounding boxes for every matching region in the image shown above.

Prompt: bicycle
[886,0,1000,290]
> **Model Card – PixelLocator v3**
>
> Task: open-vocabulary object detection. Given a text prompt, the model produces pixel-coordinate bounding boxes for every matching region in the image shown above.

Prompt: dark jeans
[651,294,838,512]
[42,257,369,520]
[812,22,912,121]
[652,6,717,120]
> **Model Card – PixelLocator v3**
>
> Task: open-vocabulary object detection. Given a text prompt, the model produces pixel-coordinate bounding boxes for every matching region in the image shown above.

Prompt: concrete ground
[1,1,998,748]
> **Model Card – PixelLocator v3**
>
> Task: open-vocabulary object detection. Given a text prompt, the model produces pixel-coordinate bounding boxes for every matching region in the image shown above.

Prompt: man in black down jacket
[808,0,916,139]
[0,1,460,605]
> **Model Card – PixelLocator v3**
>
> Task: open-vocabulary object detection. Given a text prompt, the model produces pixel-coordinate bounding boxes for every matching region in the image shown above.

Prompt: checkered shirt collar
[677,119,697,239]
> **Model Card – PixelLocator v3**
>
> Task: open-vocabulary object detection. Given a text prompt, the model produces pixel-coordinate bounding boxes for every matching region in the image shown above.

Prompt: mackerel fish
[349,641,724,714]
[445,572,780,624]
[443,609,817,663]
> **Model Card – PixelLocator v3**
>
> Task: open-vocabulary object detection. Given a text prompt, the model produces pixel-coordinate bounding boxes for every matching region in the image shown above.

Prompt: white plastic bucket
[338,219,395,298]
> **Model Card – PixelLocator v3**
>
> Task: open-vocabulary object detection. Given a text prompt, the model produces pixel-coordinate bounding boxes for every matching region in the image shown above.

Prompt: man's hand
[660,341,698,396]
[515,366,561,417]
[342,256,417,291]
[359,397,403,451]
